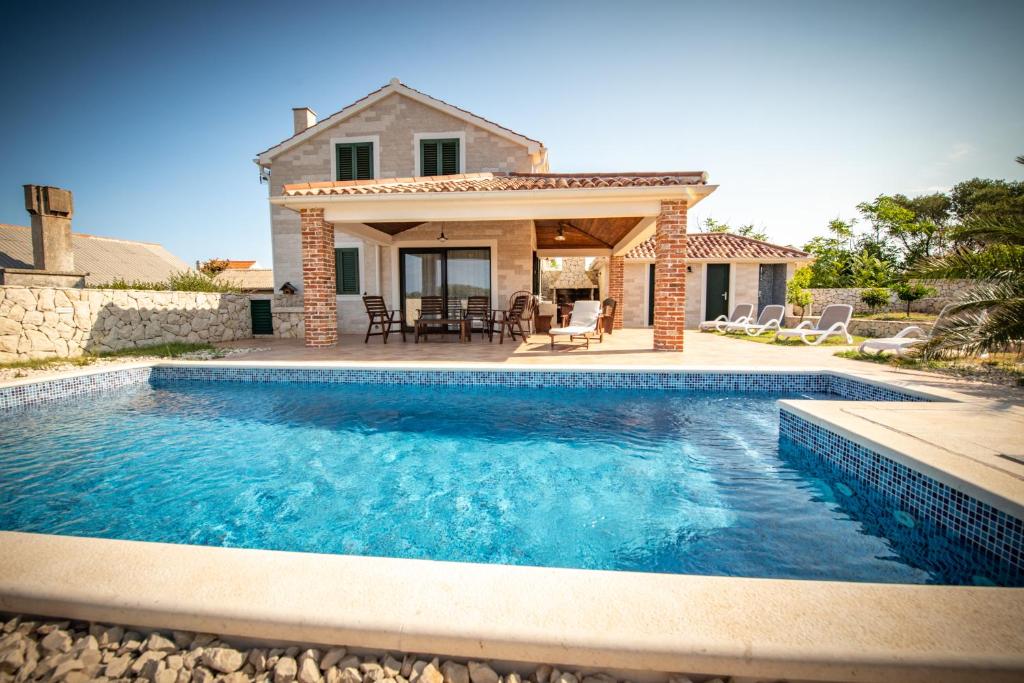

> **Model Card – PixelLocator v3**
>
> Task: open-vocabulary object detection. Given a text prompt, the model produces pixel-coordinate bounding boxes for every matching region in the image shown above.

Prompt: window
[420,138,460,176]
[336,142,373,181]
[335,247,360,295]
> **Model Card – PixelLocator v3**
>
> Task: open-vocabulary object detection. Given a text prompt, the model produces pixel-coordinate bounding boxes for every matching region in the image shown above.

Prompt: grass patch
[836,350,1024,386]
[713,331,867,346]
[852,312,937,321]
[0,342,216,371]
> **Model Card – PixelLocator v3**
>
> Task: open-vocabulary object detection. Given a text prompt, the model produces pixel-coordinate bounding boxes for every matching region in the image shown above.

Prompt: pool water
[0,380,1014,585]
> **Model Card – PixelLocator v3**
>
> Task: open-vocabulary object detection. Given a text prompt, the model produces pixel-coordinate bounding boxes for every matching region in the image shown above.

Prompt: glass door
[399,248,491,328]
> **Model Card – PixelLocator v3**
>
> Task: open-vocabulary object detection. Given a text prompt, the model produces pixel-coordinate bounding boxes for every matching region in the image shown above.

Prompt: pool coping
[1,361,1023,681]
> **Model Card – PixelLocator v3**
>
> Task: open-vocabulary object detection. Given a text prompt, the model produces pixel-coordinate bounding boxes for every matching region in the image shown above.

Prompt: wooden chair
[492,293,533,344]
[362,295,405,344]
[601,298,618,335]
[414,295,445,343]
[464,295,493,341]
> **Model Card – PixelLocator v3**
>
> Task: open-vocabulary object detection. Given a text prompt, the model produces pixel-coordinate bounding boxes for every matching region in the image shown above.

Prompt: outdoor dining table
[414,315,470,343]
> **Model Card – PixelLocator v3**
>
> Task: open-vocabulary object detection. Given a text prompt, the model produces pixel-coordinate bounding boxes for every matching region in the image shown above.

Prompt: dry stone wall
[0,285,252,361]
[808,280,975,315]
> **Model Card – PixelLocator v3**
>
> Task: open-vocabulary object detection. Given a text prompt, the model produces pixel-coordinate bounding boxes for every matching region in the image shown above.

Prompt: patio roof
[626,233,813,262]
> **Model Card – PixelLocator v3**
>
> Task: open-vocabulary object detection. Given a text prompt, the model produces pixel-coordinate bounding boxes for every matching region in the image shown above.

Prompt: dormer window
[336,142,374,181]
[420,138,460,176]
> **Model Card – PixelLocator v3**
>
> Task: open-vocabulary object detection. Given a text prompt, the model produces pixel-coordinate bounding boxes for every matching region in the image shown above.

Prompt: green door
[705,264,730,320]
[250,299,273,335]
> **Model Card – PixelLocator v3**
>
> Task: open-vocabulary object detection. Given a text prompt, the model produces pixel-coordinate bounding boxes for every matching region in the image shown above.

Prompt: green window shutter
[420,138,459,176]
[249,299,273,335]
[334,248,360,295]
[335,143,373,181]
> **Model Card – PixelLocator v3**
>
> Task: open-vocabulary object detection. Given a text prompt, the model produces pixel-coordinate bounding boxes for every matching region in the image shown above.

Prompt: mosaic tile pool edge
[0,367,153,411]
[779,409,1023,575]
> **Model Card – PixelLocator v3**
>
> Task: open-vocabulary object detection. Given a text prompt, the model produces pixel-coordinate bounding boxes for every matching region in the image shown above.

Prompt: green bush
[786,266,813,319]
[92,271,238,293]
[891,282,936,316]
[860,287,891,311]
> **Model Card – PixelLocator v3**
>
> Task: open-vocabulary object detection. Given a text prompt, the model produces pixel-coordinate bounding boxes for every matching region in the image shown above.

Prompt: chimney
[292,107,317,135]
[24,185,75,272]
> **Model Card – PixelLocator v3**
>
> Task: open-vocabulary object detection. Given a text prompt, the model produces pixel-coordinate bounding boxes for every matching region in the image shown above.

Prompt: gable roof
[283,171,707,197]
[257,79,544,164]
[0,224,190,286]
[626,232,811,261]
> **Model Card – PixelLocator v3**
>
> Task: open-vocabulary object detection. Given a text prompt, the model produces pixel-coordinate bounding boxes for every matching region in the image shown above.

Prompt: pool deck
[1,330,1023,682]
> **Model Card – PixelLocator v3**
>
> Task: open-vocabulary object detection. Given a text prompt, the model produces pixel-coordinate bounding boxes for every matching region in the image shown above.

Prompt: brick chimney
[292,107,317,135]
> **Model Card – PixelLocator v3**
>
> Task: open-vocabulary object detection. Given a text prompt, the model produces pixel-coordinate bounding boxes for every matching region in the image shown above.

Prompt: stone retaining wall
[0,285,252,362]
[807,279,974,315]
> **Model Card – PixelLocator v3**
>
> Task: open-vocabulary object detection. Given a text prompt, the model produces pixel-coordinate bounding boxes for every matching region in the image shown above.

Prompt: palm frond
[911,245,1024,282]
[951,215,1024,246]
[925,282,1024,356]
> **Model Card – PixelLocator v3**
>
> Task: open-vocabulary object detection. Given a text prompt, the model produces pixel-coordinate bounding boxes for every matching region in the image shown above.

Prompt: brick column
[608,255,624,330]
[653,200,687,351]
[300,208,338,347]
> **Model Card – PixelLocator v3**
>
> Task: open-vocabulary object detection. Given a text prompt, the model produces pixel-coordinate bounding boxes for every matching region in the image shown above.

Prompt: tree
[910,157,1024,355]
[197,258,230,276]
[950,177,1024,229]
[851,250,893,287]
[786,266,813,319]
[891,282,936,317]
[804,219,856,287]
[698,217,769,242]
[860,287,891,312]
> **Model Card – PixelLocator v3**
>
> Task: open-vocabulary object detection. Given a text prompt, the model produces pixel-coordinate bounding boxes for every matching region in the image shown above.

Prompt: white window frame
[333,235,365,301]
[330,135,381,181]
[412,131,467,177]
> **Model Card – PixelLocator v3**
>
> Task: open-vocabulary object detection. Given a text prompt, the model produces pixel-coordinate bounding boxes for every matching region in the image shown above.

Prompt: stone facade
[621,262,649,328]
[0,285,251,362]
[266,92,545,294]
[807,280,974,315]
[270,294,304,339]
[607,256,624,329]
[653,201,687,350]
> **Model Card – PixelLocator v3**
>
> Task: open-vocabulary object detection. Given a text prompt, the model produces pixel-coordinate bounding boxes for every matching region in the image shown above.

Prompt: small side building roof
[626,233,812,262]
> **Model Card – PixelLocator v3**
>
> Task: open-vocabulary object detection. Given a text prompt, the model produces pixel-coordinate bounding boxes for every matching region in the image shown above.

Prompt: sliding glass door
[399,248,491,327]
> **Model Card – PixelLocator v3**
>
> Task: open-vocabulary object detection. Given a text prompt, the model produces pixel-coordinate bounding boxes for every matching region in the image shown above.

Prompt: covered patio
[271,172,716,351]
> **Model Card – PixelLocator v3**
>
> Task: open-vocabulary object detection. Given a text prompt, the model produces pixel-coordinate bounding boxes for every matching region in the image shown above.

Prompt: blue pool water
[0,379,1014,585]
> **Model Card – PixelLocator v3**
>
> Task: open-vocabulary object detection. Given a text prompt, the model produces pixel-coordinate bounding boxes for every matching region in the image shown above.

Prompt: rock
[298,657,321,683]
[202,647,245,674]
[176,669,192,683]
[440,661,468,683]
[72,634,99,653]
[248,648,268,672]
[532,667,551,683]
[337,656,361,671]
[0,634,26,672]
[325,667,342,683]
[581,676,615,683]
[64,672,91,683]
[666,678,694,683]
[361,662,384,682]
[505,674,522,683]
[141,657,167,682]
[223,673,253,683]
[400,655,415,679]
[104,655,132,678]
[274,657,298,683]
[339,666,362,683]
[285,648,300,659]
[144,634,177,654]
[320,649,347,672]
[192,666,216,683]
[298,650,321,669]
[382,656,402,679]
[172,632,194,649]
[165,654,183,670]
[2,618,19,634]
[131,651,167,675]
[553,674,577,683]
[156,668,179,683]
[468,663,499,683]
[40,629,73,654]
[51,657,85,680]
[419,662,443,683]
[191,634,217,648]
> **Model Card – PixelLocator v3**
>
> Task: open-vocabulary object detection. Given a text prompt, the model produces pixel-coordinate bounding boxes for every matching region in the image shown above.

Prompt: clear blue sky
[2,0,1021,266]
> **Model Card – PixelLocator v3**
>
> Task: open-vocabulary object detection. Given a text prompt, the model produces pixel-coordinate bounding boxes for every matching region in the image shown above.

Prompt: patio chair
[724,304,785,336]
[414,295,445,342]
[549,300,603,349]
[858,305,951,356]
[698,303,754,332]
[464,295,493,341]
[362,295,406,344]
[775,304,854,345]
[491,292,533,344]
[601,298,618,334]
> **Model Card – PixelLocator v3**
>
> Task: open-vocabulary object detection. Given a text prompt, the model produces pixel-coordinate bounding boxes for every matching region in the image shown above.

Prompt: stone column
[653,200,688,351]
[608,255,624,330]
[300,208,338,347]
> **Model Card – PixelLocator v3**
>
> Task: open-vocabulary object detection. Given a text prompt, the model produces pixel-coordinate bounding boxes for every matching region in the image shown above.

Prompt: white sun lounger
[858,305,951,356]
[698,303,754,332]
[725,304,785,336]
[549,300,604,349]
[775,304,854,345]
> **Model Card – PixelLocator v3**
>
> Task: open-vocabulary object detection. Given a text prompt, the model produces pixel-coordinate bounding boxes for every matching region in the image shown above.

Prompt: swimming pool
[1,367,1019,586]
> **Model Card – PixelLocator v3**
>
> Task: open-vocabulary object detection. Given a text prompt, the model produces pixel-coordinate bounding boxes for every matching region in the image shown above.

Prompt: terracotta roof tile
[283,171,707,197]
[626,233,810,260]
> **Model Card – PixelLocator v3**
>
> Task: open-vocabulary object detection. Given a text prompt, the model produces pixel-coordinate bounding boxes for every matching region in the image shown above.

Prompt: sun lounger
[698,303,754,332]
[858,305,951,356]
[725,304,785,336]
[775,304,853,345]
[549,300,603,349]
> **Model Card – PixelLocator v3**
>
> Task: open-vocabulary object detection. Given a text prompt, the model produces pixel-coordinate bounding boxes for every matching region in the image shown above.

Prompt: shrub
[891,282,936,316]
[860,287,891,311]
[786,266,813,319]
[92,271,239,293]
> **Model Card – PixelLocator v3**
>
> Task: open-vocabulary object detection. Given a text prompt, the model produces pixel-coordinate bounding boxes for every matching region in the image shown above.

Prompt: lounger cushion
[549,325,595,335]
